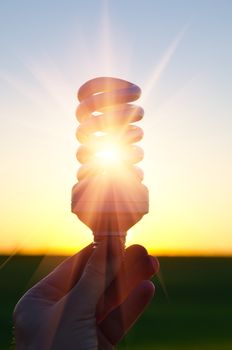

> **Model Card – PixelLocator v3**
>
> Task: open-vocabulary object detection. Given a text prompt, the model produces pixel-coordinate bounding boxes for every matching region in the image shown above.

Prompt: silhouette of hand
[14,242,159,349]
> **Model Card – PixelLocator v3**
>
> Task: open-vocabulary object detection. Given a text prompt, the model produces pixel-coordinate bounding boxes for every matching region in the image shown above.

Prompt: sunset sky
[0,0,232,255]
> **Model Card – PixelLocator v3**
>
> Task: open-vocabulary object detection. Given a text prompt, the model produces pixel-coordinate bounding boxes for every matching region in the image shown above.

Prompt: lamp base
[71,174,149,235]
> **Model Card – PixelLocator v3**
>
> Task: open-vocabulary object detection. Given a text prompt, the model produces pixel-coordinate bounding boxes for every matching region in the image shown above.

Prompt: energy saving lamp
[71,77,148,245]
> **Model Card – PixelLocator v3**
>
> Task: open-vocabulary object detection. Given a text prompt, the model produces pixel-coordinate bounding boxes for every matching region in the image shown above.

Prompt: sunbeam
[142,26,188,103]
[24,54,72,113]
[100,0,113,76]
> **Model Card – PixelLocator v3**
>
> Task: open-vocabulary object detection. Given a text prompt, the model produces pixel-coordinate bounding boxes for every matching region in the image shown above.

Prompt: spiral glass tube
[72,77,148,242]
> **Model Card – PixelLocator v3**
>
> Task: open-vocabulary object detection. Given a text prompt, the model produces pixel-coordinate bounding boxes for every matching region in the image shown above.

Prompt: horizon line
[0,251,232,257]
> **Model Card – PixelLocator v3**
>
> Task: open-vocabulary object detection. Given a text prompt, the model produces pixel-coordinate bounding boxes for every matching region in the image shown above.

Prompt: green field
[0,255,232,350]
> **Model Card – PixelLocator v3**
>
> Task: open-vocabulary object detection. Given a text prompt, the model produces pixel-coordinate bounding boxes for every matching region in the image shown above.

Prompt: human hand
[14,241,159,349]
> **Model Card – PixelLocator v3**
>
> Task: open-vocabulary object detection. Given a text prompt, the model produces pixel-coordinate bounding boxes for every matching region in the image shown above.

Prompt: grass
[0,255,232,349]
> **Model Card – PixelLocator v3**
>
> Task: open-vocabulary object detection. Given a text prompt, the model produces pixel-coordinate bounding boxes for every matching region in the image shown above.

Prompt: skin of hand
[13,242,159,350]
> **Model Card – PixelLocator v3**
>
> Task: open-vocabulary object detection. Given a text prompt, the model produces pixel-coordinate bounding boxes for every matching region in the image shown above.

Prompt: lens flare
[95,145,121,164]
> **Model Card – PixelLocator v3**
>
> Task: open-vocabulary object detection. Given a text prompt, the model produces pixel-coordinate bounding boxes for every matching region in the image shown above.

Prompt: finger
[97,245,159,322]
[63,239,124,317]
[29,244,93,300]
[99,280,155,346]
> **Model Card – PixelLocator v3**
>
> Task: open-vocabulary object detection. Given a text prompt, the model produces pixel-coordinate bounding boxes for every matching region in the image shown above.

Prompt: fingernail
[149,256,160,274]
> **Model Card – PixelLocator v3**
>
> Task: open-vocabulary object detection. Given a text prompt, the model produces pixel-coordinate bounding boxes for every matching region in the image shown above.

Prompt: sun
[95,145,122,165]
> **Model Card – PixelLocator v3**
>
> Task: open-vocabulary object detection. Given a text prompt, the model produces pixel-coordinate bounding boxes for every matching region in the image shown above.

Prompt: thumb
[64,240,123,316]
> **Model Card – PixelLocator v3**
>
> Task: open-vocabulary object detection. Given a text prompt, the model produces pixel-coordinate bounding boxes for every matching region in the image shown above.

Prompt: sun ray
[0,236,32,270]
[24,54,72,113]
[142,26,189,103]
[100,0,113,76]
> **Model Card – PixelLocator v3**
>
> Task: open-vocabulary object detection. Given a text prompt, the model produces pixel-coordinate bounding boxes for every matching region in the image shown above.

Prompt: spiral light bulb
[71,77,149,244]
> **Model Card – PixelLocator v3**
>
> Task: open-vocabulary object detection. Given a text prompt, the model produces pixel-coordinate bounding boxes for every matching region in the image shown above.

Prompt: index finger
[29,244,93,300]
